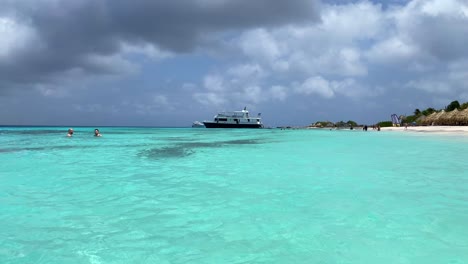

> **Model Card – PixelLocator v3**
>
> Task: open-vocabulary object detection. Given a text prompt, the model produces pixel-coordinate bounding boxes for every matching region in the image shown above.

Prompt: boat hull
[203,122,263,128]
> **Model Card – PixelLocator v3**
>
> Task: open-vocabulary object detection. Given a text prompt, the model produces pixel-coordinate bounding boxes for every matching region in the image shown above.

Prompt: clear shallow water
[1,127,468,264]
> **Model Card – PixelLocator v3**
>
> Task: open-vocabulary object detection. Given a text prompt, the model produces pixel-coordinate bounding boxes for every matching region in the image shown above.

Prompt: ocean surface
[1,126,468,264]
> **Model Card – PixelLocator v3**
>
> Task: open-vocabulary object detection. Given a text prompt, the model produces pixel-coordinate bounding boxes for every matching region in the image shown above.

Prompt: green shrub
[403,115,418,123]
[377,121,393,127]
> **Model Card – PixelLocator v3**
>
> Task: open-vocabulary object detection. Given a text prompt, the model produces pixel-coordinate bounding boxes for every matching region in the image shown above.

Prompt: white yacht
[203,107,263,128]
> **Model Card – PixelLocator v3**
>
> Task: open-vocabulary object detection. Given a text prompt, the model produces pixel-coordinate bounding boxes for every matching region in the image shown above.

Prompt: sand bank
[380,126,468,135]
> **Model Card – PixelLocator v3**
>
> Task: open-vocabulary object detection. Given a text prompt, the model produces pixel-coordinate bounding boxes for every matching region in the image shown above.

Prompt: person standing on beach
[67,128,74,137]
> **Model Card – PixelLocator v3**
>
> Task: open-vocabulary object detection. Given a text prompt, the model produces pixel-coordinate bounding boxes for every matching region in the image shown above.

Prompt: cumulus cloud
[405,59,468,95]
[227,64,266,80]
[0,0,320,94]
[368,0,468,65]
[366,37,420,65]
[294,76,380,99]
[296,76,335,98]
[232,0,468,98]
[191,0,468,119]
[0,17,38,59]
[231,1,384,79]
[195,73,261,106]
[269,85,288,101]
[203,75,226,92]
[405,79,452,94]
[2,0,468,126]
[194,63,277,106]
[121,43,172,60]
[239,29,283,64]
[193,92,228,106]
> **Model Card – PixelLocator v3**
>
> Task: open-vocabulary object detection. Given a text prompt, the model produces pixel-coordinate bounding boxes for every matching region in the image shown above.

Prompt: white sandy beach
[380,126,468,135]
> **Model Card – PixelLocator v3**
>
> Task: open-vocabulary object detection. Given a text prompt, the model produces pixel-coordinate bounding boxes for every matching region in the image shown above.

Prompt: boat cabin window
[218,118,227,122]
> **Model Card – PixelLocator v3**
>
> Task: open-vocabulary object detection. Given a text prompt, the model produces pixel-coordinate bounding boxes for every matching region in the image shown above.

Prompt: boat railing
[217,111,247,118]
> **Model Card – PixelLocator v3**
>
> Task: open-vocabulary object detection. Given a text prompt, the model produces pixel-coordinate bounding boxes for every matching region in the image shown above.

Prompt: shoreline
[306,125,468,136]
[380,126,468,135]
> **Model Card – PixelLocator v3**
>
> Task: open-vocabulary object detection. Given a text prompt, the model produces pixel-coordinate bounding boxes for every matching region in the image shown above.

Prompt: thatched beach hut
[419,108,468,126]
[439,109,459,125]
[416,114,427,124]
[456,108,468,125]
[422,110,445,125]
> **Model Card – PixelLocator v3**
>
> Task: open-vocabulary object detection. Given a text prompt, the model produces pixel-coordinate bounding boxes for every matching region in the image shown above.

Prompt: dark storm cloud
[0,0,320,92]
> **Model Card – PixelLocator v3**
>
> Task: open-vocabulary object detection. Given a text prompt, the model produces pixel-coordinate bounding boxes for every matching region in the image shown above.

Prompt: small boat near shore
[192,121,205,128]
[203,107,263,128]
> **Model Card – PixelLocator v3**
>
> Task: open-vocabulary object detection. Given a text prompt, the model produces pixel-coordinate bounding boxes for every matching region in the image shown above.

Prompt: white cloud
[366,37,420,65]
[295,76,380,99]
[195,63,270,106]
[295,76,334,98]
[232,1,383,78]
[405,79,451,94]
[84,54,138,75]
[239,28,282,63]
[203,75,226,92]
[121,42,172,60]
[203,0,468,111]
[240,85,263,103]
[269,85,288,101]
[319,1,386,42]
[392,0,468,61]
[419,0,467,16]
[332,78,383,98]
[153,94,169,105]
[227,63,266,80]
[405,59,468,95]
[182,82,197,91]
[0,17,39,59]
[447,60,468,84]
[72,103,119,113]
[319,48,368,76]
[36,84,70,98]
[193,92,227,106]
[198,1,399,105]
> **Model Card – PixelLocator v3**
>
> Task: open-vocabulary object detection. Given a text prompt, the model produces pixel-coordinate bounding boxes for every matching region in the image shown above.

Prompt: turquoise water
[1,127,468,263]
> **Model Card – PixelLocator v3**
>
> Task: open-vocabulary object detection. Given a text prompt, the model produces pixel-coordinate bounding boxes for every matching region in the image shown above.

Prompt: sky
[1,0,467,127]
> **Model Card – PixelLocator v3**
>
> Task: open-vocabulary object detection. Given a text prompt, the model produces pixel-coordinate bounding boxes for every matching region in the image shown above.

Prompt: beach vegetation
[316,100,468,128]
[311,120,358,128]
[445,100,460,112]
[377,121,393,127]
[334,120,358,127]
[312,121,334,127]
[461,102,468,110]
[346,120,358,127]
[421,108,436,116]
[403,115,418,123]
